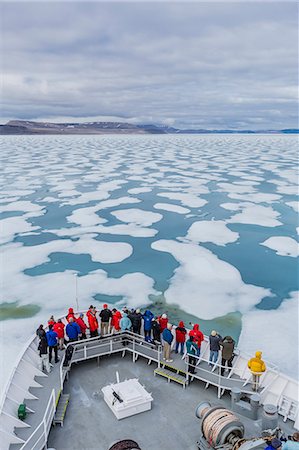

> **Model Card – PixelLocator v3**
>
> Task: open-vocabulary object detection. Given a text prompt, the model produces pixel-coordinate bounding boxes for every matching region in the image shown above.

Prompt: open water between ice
[0,134,298,394]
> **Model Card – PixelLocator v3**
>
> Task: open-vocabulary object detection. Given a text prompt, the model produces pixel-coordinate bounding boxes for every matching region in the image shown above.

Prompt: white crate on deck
[101,377,153,420]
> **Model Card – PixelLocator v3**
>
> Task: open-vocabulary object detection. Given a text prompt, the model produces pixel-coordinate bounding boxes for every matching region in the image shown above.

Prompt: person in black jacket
[209,330,222,366]
[129,309,142,335]
[99,304,112,336]
[38,336,50,373]
[36,324,46,339]
[151,317,161,343]
[220,336,235,376]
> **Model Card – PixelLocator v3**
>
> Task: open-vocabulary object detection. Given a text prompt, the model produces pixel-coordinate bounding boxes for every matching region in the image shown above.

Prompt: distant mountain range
[0,120,298,135]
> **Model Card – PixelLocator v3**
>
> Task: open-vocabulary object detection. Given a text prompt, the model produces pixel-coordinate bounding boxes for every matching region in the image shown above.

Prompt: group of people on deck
[35,304,266,390]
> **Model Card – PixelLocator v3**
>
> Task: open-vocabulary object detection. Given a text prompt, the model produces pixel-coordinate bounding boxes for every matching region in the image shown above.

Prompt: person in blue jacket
[162,323,173,362]
[46,324,59,364]
[120,312,132,331]
[66,317,81,342]
[142,310,154,341]
[120,313,132,346]
[282,433,299,450]
[265,439,282,450]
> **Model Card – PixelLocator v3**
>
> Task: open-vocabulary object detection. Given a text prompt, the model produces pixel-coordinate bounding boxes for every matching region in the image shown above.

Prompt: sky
[1,1,298,129]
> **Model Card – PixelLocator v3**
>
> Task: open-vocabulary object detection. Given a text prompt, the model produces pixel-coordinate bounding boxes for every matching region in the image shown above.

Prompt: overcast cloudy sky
[1,1,298,129]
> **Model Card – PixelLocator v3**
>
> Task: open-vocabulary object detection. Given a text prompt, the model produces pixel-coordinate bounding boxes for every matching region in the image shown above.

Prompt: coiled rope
[202,408,240,447]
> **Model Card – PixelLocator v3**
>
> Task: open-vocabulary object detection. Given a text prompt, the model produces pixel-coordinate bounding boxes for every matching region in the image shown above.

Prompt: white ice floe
[157,192,207,208]
[185,220,239,246]
[151,239,269,319]
[57,190,81,198]
[261,237,299,257]
[49,223,158,238]
[217,182,256,194]
[62,190,110,205]
[95,196,141,210]
[239,292,299,378]
[221,202,241,211]
[286,201,299,213]
[2,236,132,269]
[0,216,40,245]
[38,196,60,203]
[153,203,190,214]
[0,196,21,203]
[228,193,282,204]
[65,197,141,227]
[0,200,45,217]
[67,206,107,227]
[269,180,298,196]
[111,208,163,226]
[222,202,282,227]
[128,187,152,194]
[0,189,35,198]
[61,180,127,206]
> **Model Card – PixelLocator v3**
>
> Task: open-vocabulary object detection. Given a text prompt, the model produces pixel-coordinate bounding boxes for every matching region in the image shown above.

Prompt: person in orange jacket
[189,324,204,356]
[248,351,266,391]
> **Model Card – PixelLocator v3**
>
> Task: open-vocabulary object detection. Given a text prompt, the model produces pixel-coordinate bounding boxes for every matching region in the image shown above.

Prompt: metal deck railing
[1,329,298,450]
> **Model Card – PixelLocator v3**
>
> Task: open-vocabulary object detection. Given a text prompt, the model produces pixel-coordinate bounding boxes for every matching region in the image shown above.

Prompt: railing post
[133,338,135,362]
[218,365,222,398]
[84,345,87,360]
[43,416,47,448]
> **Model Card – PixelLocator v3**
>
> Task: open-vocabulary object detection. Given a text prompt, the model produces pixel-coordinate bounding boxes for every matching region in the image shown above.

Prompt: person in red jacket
[110,309,122,334]
[175,321,187,355]
[159,313,168,333]
[53,319,65,350]
[48,315,56,327]
[66,307,76,323]
[76,313,88,339]
[189,323,204,356]
[86,305,94,320]
[87,307,98,337]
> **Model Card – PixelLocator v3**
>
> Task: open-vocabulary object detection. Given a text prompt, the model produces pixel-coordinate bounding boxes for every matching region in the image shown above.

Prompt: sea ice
[228,193,282,204]
[128,187,152,194]
[49,223,158,238]
[157,192,207,208]
[0,216,39,245]
[286,201,299,213]
[153,203,190,214]
[261,237,299,258]
[217,182,256,194]
[38,196,60,203]
[151,239,269,319]
[185,220,239,246]
[67,206,107,227]
[111,208,163,226]
[0,200,45,217]
[222,202,282,227]
[95,196,141,210]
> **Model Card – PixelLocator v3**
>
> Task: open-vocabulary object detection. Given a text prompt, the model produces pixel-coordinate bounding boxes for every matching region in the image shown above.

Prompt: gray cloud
[1,1,298,129]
